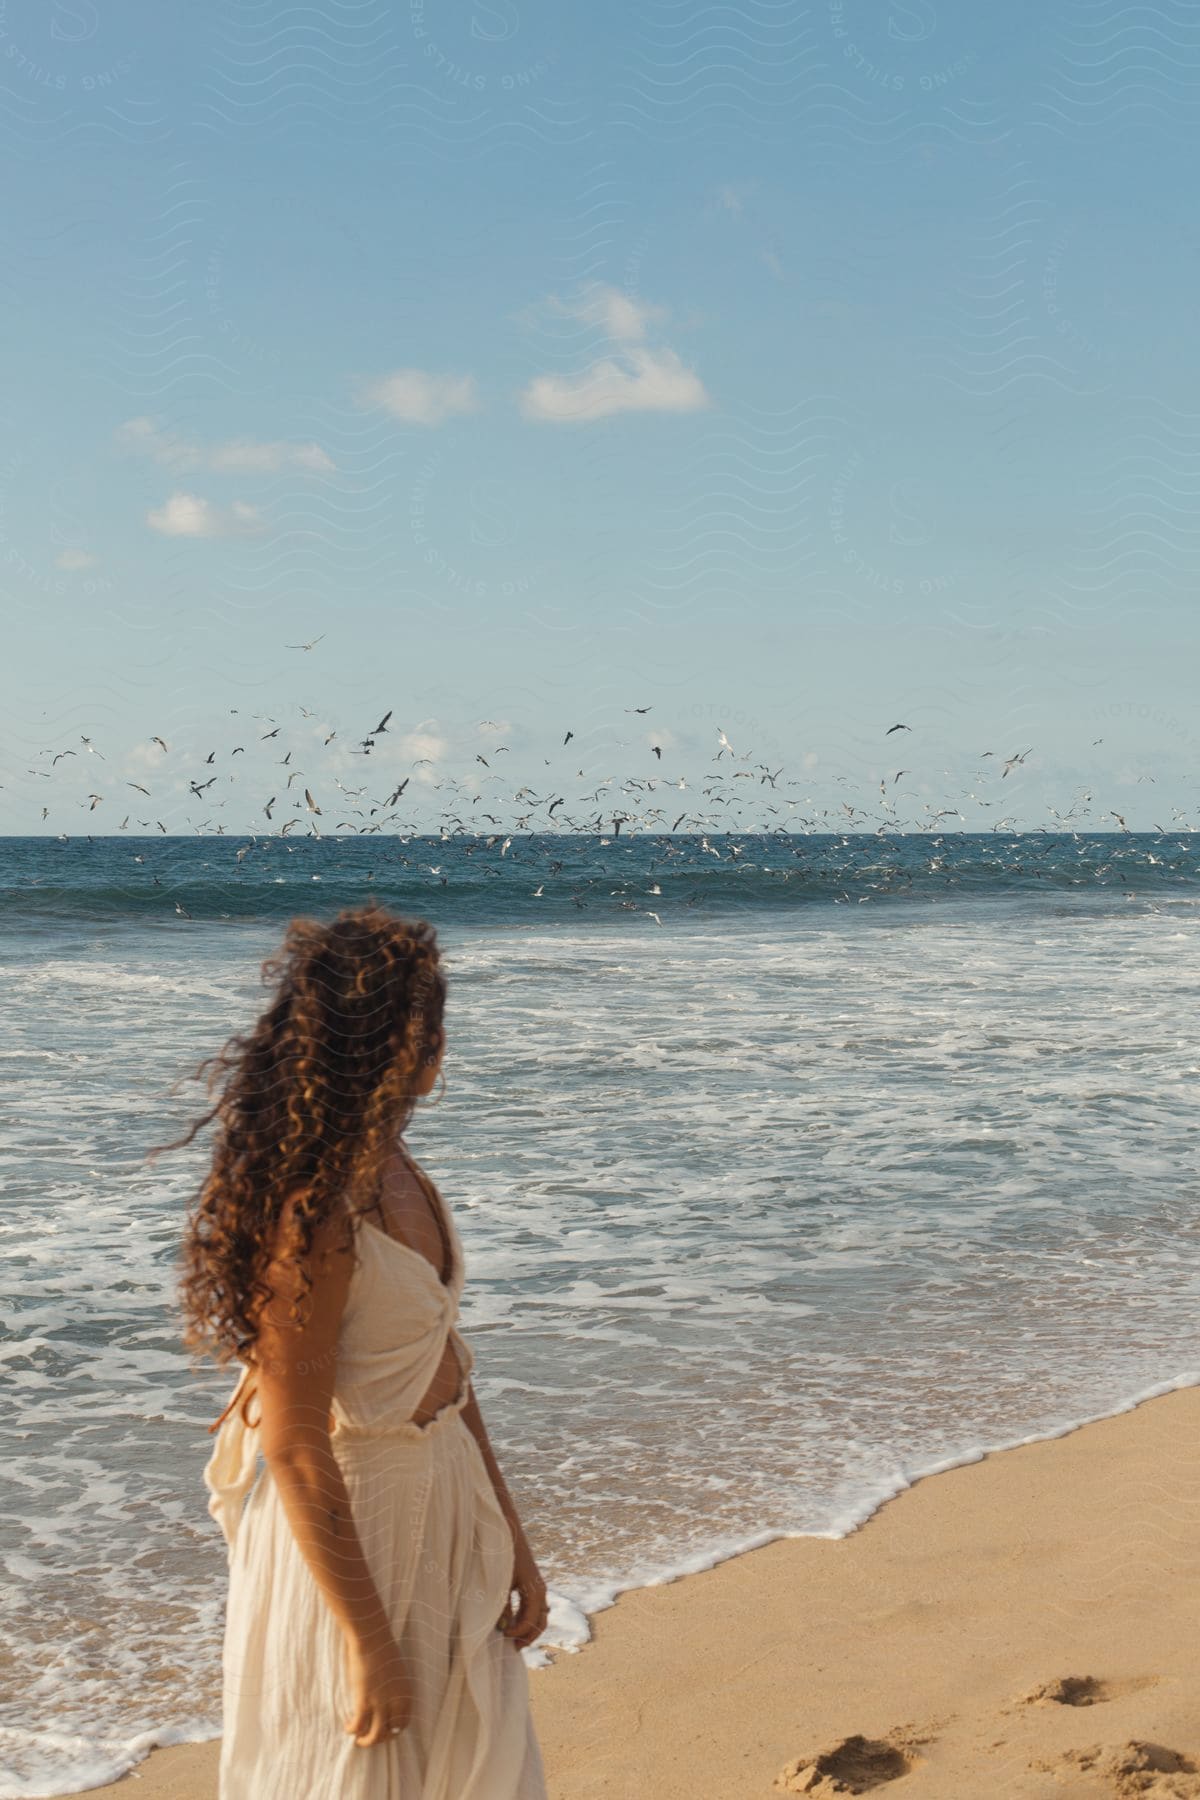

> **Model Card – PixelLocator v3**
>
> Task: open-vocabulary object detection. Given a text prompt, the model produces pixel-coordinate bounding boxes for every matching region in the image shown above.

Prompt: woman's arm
[252,1200,394,1662]
[460,1381,531,1548]
[460,1381,550,1649]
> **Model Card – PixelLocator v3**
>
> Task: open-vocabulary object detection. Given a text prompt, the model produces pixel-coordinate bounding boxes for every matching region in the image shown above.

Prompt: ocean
[2,830,1200,1796]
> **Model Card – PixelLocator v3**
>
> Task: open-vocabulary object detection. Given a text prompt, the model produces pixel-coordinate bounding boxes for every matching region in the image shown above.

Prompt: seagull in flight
[286,634,325,650]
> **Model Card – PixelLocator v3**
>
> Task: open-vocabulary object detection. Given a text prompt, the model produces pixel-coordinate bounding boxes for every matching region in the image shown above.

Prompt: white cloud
[145,493,265,538]
[55,548,98,571]
[208,440,334,473]
[126,739,170,774]
[544,283,668,343]
[117,416,335,473]
[520,346,709,423]
[521,284,709,423]
[398,727,447,782]
[711,183,784,281]
[117,416,172,456]
[714,182,763,217]
[355,371,478,425]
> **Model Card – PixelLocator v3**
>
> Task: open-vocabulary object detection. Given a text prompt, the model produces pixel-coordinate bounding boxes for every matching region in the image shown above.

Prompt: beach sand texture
[70,1384,1200,1799]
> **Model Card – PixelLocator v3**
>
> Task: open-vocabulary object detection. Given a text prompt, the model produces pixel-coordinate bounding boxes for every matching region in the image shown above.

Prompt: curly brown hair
[150,902,447,1372]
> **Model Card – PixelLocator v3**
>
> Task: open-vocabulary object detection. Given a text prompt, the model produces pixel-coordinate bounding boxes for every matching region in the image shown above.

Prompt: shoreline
[62,1381,1200,1799]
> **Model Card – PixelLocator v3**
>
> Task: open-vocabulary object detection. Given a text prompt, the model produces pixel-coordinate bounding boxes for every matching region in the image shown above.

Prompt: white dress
[203,1186,548,1800]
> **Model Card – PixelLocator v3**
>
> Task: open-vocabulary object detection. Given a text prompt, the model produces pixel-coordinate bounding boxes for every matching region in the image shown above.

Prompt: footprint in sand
[1031,1739,1200,1796]
[1012,1673,1161,1711]
[773,1724,936,1794]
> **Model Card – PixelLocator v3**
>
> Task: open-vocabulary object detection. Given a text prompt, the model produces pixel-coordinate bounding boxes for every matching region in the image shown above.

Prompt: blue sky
[3,0,1199,837]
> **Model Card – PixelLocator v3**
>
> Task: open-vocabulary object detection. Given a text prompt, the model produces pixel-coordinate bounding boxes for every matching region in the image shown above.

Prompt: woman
[157,902,549,1798]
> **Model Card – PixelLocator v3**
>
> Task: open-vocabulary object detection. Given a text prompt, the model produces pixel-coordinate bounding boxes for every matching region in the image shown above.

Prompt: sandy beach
[69,1384,1200,1799]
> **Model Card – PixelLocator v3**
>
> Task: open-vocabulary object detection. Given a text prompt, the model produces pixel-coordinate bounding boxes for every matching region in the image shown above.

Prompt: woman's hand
[497,1535,550,1651]
[342,1631,415,1748]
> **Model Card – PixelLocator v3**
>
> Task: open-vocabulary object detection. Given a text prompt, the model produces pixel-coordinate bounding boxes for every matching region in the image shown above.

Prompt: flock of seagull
[16,677,1191,920]
[22,715,1173,836]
